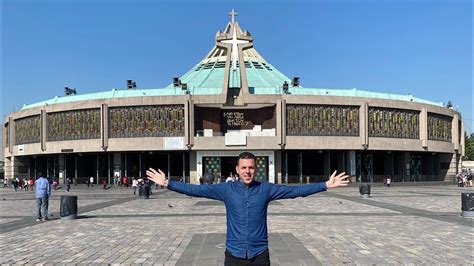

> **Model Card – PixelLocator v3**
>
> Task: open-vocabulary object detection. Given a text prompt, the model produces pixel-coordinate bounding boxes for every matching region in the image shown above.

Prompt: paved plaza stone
[0,184,473,265]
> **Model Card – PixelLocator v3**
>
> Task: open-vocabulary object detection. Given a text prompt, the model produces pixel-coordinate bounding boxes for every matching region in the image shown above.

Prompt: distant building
[2,11,465,184]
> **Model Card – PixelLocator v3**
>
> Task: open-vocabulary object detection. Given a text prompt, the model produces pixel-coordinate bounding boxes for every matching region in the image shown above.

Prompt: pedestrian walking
[66,177,72,192]
[13,178,19,191]
[35,174,51,222]
[89,176,94,187]
[132,178,138,195]
[146,152,349,265]
[23,178,29,191]
[123,176,128,188]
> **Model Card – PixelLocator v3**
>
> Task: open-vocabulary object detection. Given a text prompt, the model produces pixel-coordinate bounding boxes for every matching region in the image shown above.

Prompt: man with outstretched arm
[146,152,349,266]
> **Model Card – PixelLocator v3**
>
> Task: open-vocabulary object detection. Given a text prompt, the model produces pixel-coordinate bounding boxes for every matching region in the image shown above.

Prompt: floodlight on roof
[291,77,300,87]
[173,77,181,87]
[127,80,137,89]
[64,87,77,96]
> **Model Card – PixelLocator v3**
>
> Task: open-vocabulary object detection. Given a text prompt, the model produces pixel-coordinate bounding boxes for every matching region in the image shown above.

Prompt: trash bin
[461,193,474,217]
[139,185,150,199]
[359,184,371,198]
[60,195,78,220]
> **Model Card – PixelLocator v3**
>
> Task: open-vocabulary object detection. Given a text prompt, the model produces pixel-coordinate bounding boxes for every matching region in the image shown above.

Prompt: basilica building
[2,11,465,185]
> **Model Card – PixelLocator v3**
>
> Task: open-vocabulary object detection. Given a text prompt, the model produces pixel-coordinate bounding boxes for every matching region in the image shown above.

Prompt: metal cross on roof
[229,9,237,24]
[222,23,249,71]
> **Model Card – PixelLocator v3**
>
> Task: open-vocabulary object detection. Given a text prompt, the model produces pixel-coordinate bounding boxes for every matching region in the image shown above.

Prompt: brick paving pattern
[0,184,472,265]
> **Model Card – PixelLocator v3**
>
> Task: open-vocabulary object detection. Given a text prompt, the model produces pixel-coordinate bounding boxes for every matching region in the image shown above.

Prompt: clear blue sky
[2,0,473,133]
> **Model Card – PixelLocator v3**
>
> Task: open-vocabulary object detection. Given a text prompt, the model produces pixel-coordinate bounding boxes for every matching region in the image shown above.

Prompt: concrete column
[298,152,303,184]
[440,153,457,182]
[96,154,99,180]
[41,110,47,151]
[34,157,37,178]
[167,153,171,179]
[101,104,108,150]
[324,152,330,177]
[274,151,282,184]
[59,154,65,180]
[5,157,13,182]
[189,100,195,146]
[420,108,428,148]
[453,114,460,151]
[107,153,111,184]
[281,100,286,148]
[8,117,13,154]
[360,103,368,149]
[75,154,78,184]
[189,151,197,184]
[185,100,190,147]
[139,153,142,178]
[182,153,186,181]
[461,121,465,157]
[404,152,411,182]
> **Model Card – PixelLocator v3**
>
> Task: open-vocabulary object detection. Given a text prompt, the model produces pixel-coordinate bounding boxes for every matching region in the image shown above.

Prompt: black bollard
[139,186,150,199]
[60,195,78,220]
[461,193,474,217]
[359,184,371,198]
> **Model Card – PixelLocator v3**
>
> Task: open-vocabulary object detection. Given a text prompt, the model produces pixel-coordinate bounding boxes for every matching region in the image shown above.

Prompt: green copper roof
[250,87,442,106]
[164,62,224,93]
[20,88,189,110]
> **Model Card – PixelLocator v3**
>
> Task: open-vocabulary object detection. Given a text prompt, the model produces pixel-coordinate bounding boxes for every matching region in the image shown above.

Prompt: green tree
[464,132,474,160]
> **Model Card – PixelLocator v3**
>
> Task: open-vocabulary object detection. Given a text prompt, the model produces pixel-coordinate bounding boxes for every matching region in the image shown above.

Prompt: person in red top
[123,176,128,188]
[28,179,35,191]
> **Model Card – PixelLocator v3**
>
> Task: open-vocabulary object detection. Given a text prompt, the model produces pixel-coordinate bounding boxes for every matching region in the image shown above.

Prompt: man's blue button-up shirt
[167,180,327,259]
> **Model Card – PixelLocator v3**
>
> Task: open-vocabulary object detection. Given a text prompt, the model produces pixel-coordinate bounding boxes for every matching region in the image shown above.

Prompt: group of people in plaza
[456,170,472,187]
[199,171,240,184]
[3,177,35,191]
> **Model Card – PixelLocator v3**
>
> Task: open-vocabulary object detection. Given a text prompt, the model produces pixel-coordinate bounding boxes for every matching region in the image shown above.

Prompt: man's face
[236,158,256,186]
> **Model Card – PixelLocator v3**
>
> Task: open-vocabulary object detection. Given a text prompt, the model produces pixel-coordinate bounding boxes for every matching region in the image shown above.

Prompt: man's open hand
[325,171,350,189]
[146,168,168,187]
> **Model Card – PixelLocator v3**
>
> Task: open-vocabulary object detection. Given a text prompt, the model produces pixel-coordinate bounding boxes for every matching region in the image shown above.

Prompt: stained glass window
[255,156,268,182]
[47,109,101,141]
[109,105,185,138]
[286,105,359,136]
[15,115,41,144]
[204,157,221,176]
[428,113,452,141]
[368,107,419,139]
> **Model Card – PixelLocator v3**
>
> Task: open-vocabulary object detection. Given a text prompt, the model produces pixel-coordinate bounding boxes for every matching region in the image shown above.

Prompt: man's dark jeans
[224,249,270,266]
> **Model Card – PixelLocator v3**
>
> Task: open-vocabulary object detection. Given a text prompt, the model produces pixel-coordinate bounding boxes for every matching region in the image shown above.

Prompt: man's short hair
[236,152,256,166]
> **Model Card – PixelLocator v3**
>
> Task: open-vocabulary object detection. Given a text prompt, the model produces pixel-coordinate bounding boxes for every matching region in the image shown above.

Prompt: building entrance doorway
[203,155,269,183]
[220,157,237,179]
[197,151,275,183]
